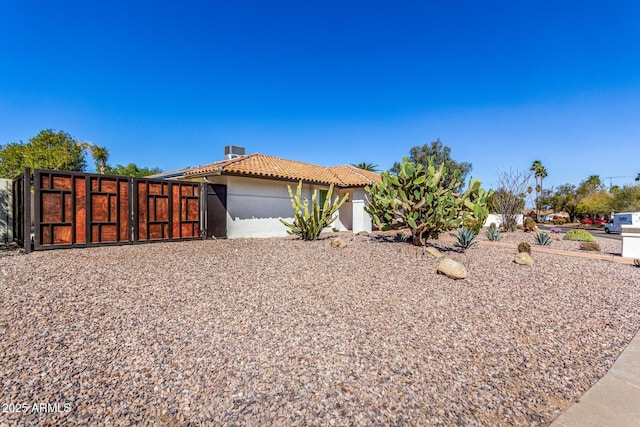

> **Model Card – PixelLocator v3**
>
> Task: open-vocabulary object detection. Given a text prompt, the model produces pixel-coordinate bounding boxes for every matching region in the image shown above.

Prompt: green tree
[0,143,26,178]
[366,157,491,246]
[391,139,472,192]
[105,163,163,177]
[351,162,379,172]
[577,190,611,218]
[548,184,579,222]
[609,185,640,212]
[636,172,640,182]
[0,129,86,177]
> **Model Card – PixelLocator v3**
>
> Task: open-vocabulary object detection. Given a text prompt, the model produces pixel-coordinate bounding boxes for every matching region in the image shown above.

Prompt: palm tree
[530,160,547,218]
[91,146,109,174]
[352,162,379,172]
[78,142,109,174]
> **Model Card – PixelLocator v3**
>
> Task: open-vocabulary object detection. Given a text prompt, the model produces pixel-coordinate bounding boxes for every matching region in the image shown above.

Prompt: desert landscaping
[1,231,639,425]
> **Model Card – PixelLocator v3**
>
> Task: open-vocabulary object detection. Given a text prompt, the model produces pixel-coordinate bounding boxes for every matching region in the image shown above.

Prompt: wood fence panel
[30,170,202,250]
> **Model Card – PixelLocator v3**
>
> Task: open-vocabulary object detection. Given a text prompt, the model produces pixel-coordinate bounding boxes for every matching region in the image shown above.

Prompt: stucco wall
[195,175,373,239]
[483,213,524,227]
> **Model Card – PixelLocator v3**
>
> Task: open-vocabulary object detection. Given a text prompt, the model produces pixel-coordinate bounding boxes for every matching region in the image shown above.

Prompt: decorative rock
[514,252,533,266]
[437,258,467,279]
[425,246,444,258]
[330,238,347,248]
[356,231,369,236]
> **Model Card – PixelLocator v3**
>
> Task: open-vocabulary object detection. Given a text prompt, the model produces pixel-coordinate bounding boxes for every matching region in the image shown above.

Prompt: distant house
[153,149,381,239]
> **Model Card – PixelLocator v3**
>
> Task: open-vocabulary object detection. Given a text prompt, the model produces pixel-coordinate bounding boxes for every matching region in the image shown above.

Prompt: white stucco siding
[224,176,300,238]
[350,188,373,233]
[192,175,375,238]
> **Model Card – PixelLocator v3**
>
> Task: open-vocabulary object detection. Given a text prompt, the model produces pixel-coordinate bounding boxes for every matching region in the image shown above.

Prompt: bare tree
[490,169,532,232]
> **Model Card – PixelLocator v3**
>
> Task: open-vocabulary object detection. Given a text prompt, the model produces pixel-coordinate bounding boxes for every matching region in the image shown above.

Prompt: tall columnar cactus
[365,157,492,246]
[280,180,349,240]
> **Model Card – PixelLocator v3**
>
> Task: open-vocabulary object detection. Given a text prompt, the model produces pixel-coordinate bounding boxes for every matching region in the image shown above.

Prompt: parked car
[541,214,554,223]
[581,218,606,225]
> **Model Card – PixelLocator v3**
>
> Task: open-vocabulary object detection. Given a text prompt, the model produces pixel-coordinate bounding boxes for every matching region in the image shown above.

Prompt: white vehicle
[604,212,640,234]
[541,214,554,223]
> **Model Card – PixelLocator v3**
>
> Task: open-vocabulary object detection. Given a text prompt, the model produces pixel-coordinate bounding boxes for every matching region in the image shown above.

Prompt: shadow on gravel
[0,243,25,257]
[369,234,465,253]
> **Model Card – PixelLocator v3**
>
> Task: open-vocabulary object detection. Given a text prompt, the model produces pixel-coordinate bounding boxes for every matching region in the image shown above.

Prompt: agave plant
[534,231,552,246]
[455,227,478,250]
[395,232,410,242]
[486,225,501,242]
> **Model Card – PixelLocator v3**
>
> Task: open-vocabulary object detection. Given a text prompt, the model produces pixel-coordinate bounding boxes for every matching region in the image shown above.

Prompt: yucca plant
[455,226,478,250]
[486,225,501,242]
[534,231,552,246]
[279,180,349,240]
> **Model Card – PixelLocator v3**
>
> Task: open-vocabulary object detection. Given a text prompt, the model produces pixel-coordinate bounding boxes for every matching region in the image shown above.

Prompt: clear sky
[1,1,639,190]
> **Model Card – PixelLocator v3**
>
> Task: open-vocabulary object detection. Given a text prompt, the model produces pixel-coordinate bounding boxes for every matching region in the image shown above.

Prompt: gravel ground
[1,232,639,426]
[470,228,621,255]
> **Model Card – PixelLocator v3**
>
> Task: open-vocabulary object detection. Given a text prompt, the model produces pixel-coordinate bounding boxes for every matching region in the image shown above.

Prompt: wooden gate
[23,169,203,251]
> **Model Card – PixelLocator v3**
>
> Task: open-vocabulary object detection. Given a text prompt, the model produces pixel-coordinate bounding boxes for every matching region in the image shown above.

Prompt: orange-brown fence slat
[31,170,202,250]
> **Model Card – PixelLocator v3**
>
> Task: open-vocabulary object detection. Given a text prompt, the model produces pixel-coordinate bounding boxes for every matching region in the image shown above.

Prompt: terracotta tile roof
[183,153,381,187]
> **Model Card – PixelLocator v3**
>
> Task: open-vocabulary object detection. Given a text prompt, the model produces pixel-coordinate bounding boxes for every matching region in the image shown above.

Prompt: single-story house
[153,151,381,239]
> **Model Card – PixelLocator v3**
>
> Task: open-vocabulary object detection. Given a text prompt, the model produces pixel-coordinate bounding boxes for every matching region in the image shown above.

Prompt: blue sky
[1,1,639,190]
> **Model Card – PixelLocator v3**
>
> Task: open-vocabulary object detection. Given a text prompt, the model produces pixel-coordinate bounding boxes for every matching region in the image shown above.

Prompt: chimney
[224,145,246,160]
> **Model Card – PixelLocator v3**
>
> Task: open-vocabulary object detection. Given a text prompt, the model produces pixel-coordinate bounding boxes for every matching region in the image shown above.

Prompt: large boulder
[437,258,468,280]
[514,252,533,266]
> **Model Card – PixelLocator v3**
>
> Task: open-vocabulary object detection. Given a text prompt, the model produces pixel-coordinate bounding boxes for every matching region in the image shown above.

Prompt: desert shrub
[534,232,552,246]
[563,229,596,242]
[552,218,567,225]
[523,216,537,232]
[455,226,478,250]
[517,242,531,254]
[579,242,601,252]
[486,224,501,241]
[463,217,484,235]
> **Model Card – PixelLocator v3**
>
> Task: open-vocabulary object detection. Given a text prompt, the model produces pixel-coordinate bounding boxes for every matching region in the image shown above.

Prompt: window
[318,189,328,216]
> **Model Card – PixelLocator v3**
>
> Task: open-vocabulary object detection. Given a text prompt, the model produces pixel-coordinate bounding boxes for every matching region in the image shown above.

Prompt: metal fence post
[23,168,31,254]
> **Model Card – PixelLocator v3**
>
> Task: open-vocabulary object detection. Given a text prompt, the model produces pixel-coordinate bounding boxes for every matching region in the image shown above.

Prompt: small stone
[437,258,468,279]
[330,238,347,248]
[514,252,533,266]
[425,246,444,258]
